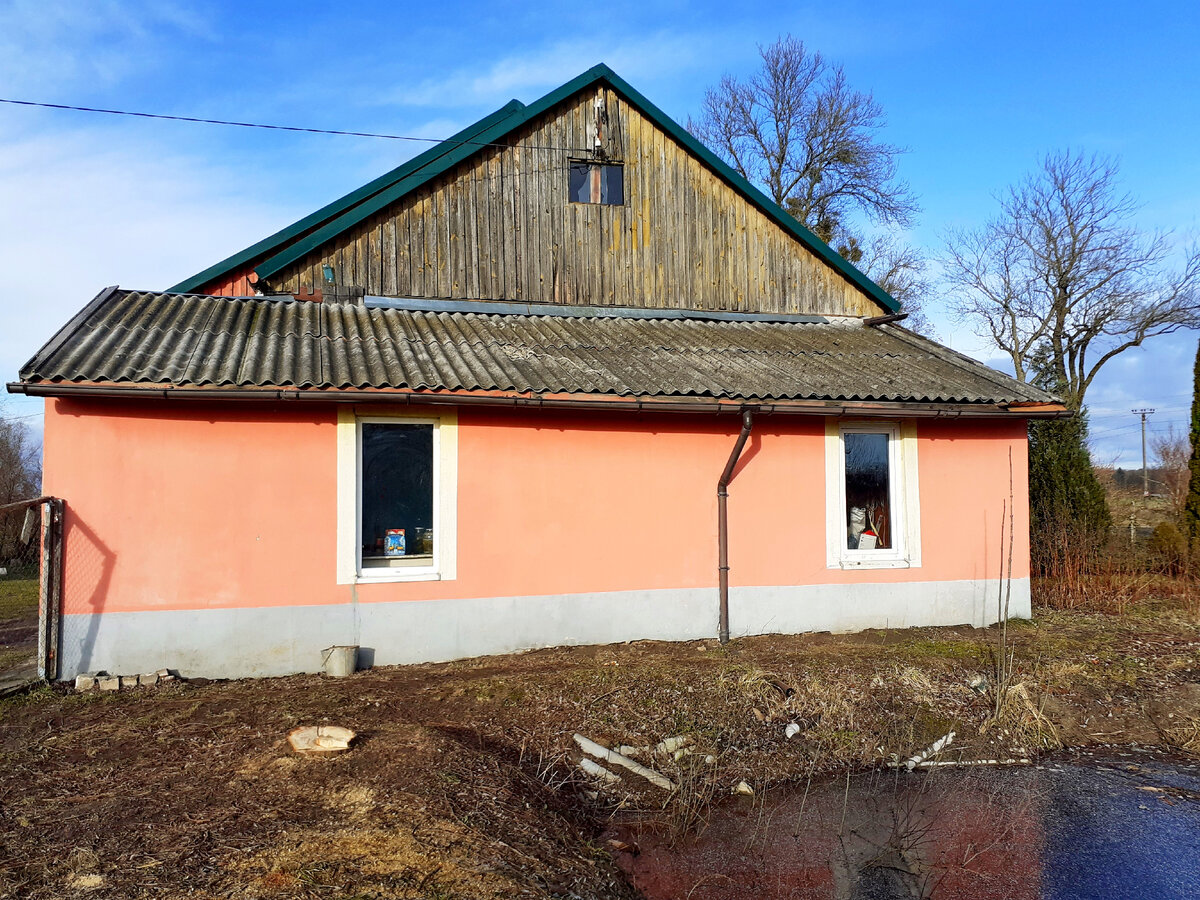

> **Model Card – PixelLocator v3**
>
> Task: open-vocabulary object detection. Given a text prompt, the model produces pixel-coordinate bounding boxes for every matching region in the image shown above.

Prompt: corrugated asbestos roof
[16,289,1057,407]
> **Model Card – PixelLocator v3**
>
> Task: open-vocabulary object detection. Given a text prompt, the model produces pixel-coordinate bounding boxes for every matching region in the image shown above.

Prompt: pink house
[10,66,1065,679]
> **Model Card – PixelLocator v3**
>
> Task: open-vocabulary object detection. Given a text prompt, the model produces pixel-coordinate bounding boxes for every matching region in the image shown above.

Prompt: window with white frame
[825,420,921,569]
[360,421,436,573]
[337,409,457,583]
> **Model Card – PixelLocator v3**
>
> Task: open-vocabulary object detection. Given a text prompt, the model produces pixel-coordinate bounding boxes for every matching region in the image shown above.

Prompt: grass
[0,646,33,670]
[0,576,37,622]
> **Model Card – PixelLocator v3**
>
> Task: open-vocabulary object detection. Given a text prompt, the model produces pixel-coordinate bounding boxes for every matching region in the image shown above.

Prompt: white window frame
[336,406,458,584]
[825,419,921,570]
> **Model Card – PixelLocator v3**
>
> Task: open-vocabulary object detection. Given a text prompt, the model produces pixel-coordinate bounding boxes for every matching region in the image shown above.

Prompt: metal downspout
[718,408,754,644]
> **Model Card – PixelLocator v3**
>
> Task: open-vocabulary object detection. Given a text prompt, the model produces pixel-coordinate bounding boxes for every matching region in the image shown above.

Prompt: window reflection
[361,423,434,563]
[569,162,624,204]
[845,432,891,550]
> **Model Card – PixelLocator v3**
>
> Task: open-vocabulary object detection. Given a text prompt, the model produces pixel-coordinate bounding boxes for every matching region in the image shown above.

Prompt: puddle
[613,749,1200,899]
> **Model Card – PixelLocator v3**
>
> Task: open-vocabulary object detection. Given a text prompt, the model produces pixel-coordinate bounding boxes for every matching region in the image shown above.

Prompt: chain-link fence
[0,499,61,690]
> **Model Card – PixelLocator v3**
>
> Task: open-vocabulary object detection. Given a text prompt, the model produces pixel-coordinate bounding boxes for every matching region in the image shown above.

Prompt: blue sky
[2,0,1198,464]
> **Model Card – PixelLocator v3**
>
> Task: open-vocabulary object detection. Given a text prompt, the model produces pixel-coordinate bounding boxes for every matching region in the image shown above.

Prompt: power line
[0,97,583,153]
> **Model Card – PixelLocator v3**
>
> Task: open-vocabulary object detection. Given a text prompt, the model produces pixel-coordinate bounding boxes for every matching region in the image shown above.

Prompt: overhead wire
[0,97,586,153]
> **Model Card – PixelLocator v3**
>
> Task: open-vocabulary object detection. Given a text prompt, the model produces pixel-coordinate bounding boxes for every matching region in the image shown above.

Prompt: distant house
[9,65,1064,679]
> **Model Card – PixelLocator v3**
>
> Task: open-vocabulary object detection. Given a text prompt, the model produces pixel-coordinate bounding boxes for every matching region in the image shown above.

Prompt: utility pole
[1133,408,1155,498]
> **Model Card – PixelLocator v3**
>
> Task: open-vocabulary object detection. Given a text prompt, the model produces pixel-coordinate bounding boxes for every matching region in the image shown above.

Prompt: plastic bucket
[321,645,358,677]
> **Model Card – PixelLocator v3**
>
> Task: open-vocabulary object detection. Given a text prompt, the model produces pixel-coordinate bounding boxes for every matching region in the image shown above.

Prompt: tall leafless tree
[0,409,40,505]
[692,36,917,241]
[690,37,928,325]
[943,151,1200,409]
[0,406,41,564]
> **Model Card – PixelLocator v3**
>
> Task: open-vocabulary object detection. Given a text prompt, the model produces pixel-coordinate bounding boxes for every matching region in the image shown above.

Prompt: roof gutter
[6,383,1073,418]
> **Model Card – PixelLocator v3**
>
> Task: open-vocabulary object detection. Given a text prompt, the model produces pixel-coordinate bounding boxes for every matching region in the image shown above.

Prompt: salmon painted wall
[43,398,1029,618]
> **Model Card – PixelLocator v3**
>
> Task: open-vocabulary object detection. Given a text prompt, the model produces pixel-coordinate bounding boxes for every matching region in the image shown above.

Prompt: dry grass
[236,825,523,899]
[982,681,1061,752]
[1164,716,1200,754]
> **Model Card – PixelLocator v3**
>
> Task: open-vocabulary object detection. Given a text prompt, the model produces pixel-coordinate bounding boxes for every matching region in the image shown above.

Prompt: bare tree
[0,407,41,566]
[1151,425,1189,513]
[0,408,41,505]
[943,151,1200,409]
[690,36,918,245]
[846,233,933,335]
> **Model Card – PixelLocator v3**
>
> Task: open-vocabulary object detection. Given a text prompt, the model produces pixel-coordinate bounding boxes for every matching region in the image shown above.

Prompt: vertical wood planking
[264,87,887,316]
[396,202,411,296]
[651,115,666,307]
[381,211,395,295]
[487,149,503,299]
[528,123,544,301]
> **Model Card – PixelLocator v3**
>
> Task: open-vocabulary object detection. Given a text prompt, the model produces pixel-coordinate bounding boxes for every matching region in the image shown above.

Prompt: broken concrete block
[155,669,171,678]
[733,780,754,796]
[138,673,159,688]
[74,674,97,692]
[119,676,139,690]
[159,674,177,684]
[288,725,356,756]
[98,677,120,692]
[654,735,692,756]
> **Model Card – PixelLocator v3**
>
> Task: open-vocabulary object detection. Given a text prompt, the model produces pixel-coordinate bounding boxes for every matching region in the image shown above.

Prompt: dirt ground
[1,602,1199,899]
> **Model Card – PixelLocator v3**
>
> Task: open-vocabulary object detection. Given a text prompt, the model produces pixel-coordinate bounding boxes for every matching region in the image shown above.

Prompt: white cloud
[0,117,304,394]
[382,31,719,109]
[0,0,214,97]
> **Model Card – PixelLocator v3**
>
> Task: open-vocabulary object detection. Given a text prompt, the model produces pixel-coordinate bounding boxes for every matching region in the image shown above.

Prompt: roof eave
[7,380,1071,418]
[17,284,121,379]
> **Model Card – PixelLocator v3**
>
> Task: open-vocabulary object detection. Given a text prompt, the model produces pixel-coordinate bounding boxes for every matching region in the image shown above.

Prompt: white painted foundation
[56,577,1031,680]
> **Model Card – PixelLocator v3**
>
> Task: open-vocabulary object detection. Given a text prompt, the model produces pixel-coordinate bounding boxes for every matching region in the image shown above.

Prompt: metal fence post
[35,498,64,682]
[48,499,63,682]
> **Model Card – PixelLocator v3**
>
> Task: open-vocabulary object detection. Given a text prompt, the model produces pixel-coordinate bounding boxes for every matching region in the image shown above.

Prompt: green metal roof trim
[167,99,527,293]
[177,64,900,315]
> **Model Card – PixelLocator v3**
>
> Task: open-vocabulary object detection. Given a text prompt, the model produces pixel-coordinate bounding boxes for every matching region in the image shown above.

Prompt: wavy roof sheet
[17,289,1057,406]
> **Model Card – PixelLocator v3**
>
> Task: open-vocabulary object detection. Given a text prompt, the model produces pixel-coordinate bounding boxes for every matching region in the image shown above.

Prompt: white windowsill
[355,570,445,583]
[834,557,915,570]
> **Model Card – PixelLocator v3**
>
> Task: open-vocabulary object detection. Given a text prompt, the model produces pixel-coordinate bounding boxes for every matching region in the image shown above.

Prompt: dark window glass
[845,432,891,550]
[361,423,434,561]
[602,163,624,204]
[568,162,624,205]
[569,163,592,203]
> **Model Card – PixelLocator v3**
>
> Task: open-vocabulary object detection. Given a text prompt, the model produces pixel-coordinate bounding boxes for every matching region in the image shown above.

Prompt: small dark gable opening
[569,161,624,205]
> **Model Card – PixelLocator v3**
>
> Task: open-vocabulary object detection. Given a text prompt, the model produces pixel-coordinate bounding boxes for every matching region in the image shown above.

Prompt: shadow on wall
[60,508,116,676]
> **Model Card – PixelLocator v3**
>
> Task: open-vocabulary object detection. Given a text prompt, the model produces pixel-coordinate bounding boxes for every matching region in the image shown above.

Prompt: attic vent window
[569,161,623,205]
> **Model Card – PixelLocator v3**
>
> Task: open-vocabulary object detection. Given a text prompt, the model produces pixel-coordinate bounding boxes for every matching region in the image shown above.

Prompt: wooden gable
[211,74,890,318]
